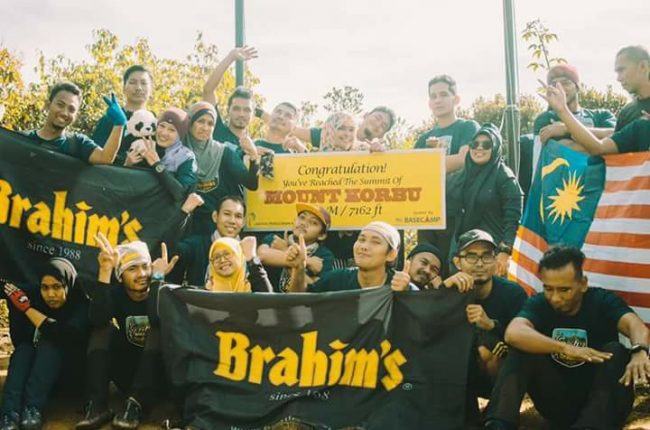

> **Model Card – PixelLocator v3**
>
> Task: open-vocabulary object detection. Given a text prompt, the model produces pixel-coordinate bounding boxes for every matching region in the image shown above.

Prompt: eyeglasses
[211,252,234,263]
[459,253,495,264]
[470,140,493,150]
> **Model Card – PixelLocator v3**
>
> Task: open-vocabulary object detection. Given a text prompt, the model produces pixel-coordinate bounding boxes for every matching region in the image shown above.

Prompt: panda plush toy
[126,109,157,154]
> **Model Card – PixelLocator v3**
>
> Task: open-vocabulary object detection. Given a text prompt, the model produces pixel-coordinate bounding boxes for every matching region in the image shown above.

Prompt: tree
[322,86,364,115]
[463,93,544,135]
[1,30,263,137]
[579,85,628,114]
[522,19,566,71]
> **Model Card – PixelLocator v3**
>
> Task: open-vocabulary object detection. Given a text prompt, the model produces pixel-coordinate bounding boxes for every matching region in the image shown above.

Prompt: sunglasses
[470,139,493,150]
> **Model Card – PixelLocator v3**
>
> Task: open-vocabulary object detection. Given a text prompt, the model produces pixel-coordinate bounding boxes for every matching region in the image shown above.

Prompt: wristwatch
[630,344,649,355]
[153,162,165,174]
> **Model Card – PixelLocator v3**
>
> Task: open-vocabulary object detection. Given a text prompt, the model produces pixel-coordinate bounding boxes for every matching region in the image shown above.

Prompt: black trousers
[485,341,634,430]
[85,324,164,411]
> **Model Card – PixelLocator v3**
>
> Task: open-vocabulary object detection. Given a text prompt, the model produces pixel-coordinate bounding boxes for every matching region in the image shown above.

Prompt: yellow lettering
[248,345,275,384]
[0,179,12,224]
[380,340,406,391]
[26,202,51,236]
[299,331,327,387]
[214,331,250,381]
[340,349,379,388]
[73,202,92,244]
[268,348,299,387]
[327,339,347,385]
[9,195,32,228]
[86,214,120,246]
[52,191,73,241]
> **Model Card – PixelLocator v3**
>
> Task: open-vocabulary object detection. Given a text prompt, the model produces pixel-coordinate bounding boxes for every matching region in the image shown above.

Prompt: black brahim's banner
[0,127,181,284]
[159,285,473,430]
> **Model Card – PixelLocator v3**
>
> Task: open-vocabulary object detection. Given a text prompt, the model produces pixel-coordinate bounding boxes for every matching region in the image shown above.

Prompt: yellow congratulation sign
[246,149,445,230]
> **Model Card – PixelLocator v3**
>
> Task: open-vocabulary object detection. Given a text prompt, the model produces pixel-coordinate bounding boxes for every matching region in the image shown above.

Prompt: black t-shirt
[610,118,650,153]
[308,268,394,293]
[89,282,151,348]
[518,288,632,368]
[478,277,528,338]
[616,97,650,131]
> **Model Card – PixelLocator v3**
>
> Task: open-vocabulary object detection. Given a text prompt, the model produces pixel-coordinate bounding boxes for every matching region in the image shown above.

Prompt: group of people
[0,41,649,430]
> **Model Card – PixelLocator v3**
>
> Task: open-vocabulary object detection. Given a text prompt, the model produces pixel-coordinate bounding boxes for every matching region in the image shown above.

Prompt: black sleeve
[498,170,524,248]
[8,306,34,346]
[38,315,86,346]
[91,115,113,147]
[147,281,163,326]
[225,147,259,190]
[247,260,274,293]
[154,165,187,203]
[87,281,115,327]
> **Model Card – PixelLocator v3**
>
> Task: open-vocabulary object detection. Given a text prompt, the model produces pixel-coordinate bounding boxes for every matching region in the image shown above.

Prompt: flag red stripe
[611,290,650,308]
[594,204,650,219]
[604,176,650,192]
[517,226,548,252]
[584,258,650,279]
[603,152,650,167]
[584,231,650,249]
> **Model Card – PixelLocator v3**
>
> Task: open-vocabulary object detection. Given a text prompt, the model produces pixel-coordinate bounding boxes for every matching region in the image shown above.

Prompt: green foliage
[323,86,364,115]
[579,85,628,114]
[462,93,544,135]
[1,30,263,137]
[299,100,319,128]
[522,19,566,71]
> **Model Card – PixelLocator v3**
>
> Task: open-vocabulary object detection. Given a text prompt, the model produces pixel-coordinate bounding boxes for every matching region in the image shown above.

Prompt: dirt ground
[1,374,647,430]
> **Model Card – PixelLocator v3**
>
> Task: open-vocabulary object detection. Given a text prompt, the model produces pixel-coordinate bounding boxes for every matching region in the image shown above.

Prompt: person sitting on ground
[443,229,527,425]
[125,107,197,202]
[540,76,650,154]
[258,204,335,292]
[0,258,89,430]
[484,246,650,430]
[205,236,273,293]
[93,65,154,165]
[286,221,413,293]
[75,234,178,430]
[24,81,125,165]
[446,124,523,276]
[167,195,246,287]
[406,243,444,290]
[184,101,260,235]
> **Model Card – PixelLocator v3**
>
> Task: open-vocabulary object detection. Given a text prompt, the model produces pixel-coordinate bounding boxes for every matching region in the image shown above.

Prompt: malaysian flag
[509,140,650,323]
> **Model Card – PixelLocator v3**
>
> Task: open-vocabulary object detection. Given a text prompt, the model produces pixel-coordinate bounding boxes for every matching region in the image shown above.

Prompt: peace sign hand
[95,232,120,272]
[141,136,160,166]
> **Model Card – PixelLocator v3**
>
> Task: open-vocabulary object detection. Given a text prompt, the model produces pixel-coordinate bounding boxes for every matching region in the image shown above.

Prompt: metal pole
[502,0,520,177]
[235,0,245,87]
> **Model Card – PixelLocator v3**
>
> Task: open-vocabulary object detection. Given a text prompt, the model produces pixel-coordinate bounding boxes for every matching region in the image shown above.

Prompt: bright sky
[1,0,648,125]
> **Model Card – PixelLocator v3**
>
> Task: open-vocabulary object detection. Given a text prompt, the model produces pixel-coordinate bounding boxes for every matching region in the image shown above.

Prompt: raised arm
[539,82,619,155]
[88,93,127,165]
[202,46,258,105]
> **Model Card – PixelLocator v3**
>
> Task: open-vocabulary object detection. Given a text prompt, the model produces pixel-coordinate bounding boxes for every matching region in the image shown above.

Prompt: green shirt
[255,139,291,154]
[24,130,99,162]
[534,108,616,135]
[414,118,480,155]
[518,288,632,367]
[308,268,394,293]
[615,97,650,131]
[212,105,242,148]
[611,118,650,153]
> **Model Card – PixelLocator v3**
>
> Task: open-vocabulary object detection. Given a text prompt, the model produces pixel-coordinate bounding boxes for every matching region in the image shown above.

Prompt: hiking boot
[20,407,42,430]
[75,401,113,430]
[0,412,19,430]
[111,397,142,429]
